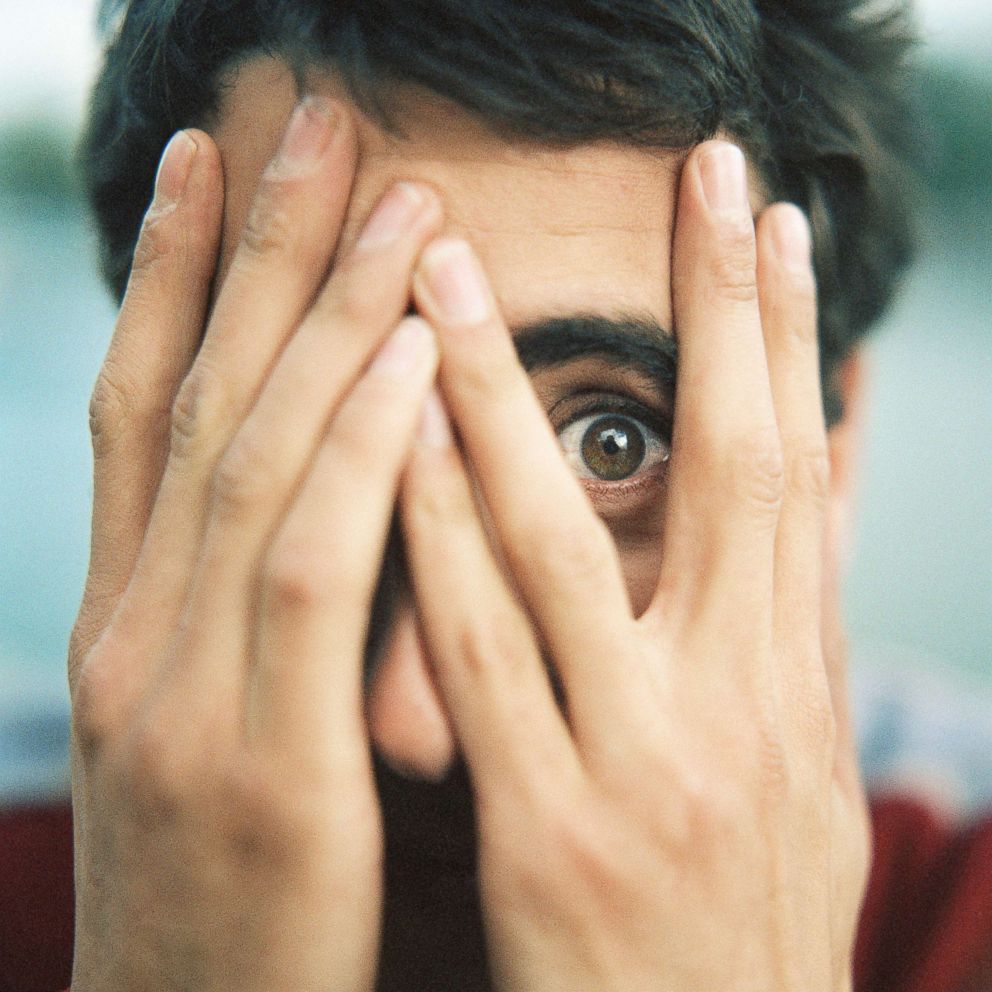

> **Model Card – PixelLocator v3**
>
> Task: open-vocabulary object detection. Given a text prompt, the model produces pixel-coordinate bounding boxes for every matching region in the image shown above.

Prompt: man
[4,1,991,990]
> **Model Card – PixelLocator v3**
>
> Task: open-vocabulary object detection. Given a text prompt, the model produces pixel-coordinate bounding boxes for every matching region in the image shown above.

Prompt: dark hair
[82,0,919,422]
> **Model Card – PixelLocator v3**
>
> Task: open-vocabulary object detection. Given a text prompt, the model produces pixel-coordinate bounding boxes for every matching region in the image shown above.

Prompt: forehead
[210,57,684,330]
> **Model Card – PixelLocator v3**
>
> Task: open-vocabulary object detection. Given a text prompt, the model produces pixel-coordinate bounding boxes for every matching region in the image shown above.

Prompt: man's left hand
[398,140,871,992]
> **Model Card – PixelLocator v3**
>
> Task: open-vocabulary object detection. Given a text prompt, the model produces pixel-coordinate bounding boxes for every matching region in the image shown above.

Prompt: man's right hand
[68,99,442,991]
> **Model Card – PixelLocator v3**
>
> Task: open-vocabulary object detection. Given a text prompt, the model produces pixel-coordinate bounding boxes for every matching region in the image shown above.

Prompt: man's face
[211,57,702,617]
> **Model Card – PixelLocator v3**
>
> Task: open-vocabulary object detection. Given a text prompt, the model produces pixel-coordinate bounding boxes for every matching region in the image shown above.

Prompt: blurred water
[1,192,989,806]
[845,207,992,687]
[1,199,112,801]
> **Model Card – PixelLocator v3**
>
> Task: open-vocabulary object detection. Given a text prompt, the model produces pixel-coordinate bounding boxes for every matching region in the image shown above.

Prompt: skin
[68,56,871,992]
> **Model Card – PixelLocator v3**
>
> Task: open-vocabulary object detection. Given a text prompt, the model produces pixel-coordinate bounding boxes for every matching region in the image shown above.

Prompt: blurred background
[2,1,990,812]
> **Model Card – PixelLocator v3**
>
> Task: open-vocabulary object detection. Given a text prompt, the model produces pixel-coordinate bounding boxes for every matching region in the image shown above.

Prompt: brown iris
[579,415,646,481]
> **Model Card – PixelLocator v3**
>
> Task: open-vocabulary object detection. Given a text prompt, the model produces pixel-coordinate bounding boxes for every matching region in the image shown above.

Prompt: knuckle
[626,745,751,857]
[125,717,191,819]
[406,449,472,526]
[130,208,176,276]
[212,429,276,519]
[795,680,837,757]
[783,438,831,504]
[325,404,385,474]
[263,539,338,613]
[71,653,120,753]
[214,761,382,874]
[544,808,616,896]
[88,364,137,459]
[455,612,529,683]
[169,363,225,463]
[213,765,300,867]
[67,620,95,684]
[70,623,140,753]
[781,305,818,350]
[322,270,384,328]
[710,219,759,303]
[488,790,582,904]
[89,358,172,463]
[721,425,785,512]
[677,771,747,851]
[753,712,792,798]
[238,178,295,260]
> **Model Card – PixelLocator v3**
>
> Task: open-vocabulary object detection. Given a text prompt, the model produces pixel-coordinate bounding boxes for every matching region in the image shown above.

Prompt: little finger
[116,100,357,652]
[72,131,222,695]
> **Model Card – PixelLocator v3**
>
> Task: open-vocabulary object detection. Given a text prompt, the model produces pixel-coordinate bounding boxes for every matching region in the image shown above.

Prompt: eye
[557,412,670,482]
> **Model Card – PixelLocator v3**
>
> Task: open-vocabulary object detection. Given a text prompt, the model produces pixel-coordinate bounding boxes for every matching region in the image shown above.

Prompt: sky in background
[1,0,991,123]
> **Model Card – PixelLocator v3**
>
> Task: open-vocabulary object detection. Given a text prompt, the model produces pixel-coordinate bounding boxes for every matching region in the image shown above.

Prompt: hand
[398,140,871,992]
[68,100,443,991]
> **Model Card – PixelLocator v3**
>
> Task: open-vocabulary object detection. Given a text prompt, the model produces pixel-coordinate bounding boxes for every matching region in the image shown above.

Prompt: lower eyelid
[582,458,668,495]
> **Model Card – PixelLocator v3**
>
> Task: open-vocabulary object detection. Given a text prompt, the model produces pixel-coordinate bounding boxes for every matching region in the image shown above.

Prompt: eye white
[557,412,670,481]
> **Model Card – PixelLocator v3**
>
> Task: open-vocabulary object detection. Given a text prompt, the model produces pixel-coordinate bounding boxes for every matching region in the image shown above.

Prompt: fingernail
[771,204,812,271]
[416,389,453,448]
[270,96,335,176]
[418,240,492,325]
[153,131,197,211]
[370,318,436,376]
[699,142,748,213]
[357,183,428,251]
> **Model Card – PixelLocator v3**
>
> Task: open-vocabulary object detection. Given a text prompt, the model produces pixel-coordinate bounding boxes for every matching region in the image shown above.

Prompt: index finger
[652,140,781,624]
[411,239,648,740]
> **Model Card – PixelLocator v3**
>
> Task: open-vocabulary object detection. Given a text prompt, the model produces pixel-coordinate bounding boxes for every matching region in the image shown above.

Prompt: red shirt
[2,794,991,991]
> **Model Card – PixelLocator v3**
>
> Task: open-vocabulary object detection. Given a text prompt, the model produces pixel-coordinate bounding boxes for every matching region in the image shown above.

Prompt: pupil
[580,415,646,481]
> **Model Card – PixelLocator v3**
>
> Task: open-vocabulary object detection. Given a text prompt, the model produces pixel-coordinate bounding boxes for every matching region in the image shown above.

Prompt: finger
[161,183,441,711]
[195,183,441,595]
[114,100,356,649]
[412,239,648,742]
[823,506,863,798]
[758,211,861,969]
[822,354,871,798]
[248,319,439,767]
[72,131,220,734]
[757,203,838,771]
[72,130,222,680]
[756,205,826,647]
[653,140,781,623]
[400,391,579,801]
[366,602,456,783]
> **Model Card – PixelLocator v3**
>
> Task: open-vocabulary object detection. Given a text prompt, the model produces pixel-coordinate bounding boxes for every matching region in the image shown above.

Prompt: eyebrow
[511,314,679,392]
